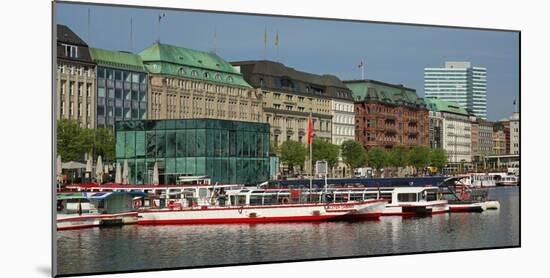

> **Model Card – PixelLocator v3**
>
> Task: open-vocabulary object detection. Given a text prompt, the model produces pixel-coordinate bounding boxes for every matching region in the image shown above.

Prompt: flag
[158,13,165,23]
[275,31,279,47]
[358,60,364,68]
[513,98,516,105]
[307,115,313,145]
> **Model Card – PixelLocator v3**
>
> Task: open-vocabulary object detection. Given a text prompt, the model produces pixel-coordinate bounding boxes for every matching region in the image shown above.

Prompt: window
[191,70,199,77]
[62,44,78,58]
[398,193,417,202]
[227,76,233,82]
[204,72,210,78]
[177,67,186,75]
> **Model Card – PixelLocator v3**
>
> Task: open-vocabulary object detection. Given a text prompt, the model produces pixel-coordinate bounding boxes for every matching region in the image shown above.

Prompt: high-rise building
[345,80,429,150]
[89,48,148,128]
[424,62,487,119]
[55,25,96,128]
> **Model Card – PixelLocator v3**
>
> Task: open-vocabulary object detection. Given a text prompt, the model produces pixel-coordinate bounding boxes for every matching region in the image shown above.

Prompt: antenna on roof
[213,26,217,54]
[275,30,280,61]
[129,17,133,52]
[263,26,267,60]
[87,8,91,44]
[157,12,165,43]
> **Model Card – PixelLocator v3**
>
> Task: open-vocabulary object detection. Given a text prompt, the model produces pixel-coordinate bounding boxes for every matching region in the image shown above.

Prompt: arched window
[227,76,234,83]
[204,72,210,78]
[191,70,199,77]
[215,73,222,80]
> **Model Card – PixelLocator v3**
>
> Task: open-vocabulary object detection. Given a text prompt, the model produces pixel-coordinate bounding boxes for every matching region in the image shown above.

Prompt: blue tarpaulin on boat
[83,191,147,200]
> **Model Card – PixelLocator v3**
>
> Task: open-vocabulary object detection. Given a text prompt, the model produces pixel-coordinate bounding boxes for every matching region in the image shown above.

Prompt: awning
[62,161,87,170]
[57,191,147,200]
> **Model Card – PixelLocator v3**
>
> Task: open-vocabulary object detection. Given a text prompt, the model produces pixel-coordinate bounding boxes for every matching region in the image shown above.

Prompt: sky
[55,3,519,121]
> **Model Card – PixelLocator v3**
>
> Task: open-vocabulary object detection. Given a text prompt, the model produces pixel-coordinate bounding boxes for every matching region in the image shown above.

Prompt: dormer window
[215,74,222,80]
[177,67,186,75]
[204,72,210,78]
[61,44,78,58]
[191,70,199,77]
[227,76,234,83]
[280,78,294,90]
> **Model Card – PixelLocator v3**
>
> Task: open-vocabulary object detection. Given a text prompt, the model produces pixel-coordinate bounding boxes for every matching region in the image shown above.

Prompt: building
[510,112,519,155]
[492,124,507,155]
[231,60,339,145]
[424,62,487,119]
[428,111,444,149]
[89,48,148,128]
[56,25,96,128]
[115,119,270,185]
[138,43,262,123]
[470,118,479,161]
[476,119,494,165]
[425,98,472,165]
[344,79,429,150]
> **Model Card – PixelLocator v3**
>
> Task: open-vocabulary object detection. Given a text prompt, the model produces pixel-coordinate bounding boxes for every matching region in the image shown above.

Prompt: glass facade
[115,119,270,185]
[97,67,148,128]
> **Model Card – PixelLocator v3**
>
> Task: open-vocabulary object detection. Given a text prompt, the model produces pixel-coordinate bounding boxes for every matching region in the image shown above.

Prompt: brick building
[344,80,429,150]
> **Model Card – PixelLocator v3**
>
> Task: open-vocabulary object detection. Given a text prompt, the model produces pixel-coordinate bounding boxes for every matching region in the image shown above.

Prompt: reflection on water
[57,187,519,276]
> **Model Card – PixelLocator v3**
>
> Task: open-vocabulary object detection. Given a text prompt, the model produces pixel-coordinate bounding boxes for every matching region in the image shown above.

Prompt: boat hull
[138,201,382,225]
[57,212,138,230]
[382,200,449,216]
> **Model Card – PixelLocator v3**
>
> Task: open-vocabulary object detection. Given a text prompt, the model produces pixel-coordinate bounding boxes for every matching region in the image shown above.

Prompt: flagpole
[309,113,313,192]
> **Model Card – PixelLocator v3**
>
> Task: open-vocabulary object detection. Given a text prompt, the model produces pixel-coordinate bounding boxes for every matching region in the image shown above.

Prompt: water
[56,187,519,276]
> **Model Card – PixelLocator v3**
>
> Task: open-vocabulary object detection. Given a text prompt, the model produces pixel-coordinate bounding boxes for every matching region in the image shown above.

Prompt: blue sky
[56,3,519,121]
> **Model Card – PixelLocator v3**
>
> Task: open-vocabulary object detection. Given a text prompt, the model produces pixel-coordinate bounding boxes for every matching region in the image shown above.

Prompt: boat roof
[57,191,147,200]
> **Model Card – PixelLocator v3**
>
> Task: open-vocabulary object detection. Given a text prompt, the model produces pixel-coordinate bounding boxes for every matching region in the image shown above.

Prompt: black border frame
[52,1,521,277]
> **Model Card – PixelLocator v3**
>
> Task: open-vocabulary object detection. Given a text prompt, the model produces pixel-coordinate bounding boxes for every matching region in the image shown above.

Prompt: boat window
[250,195,263,205]
[380,193,392,203]
[263,194,277,205]
[199,188,208,199]
[397,193,417,202]
[350,193,363,201]
[237,195,247,205]
[426,192,437,201]
[364,193,378,200]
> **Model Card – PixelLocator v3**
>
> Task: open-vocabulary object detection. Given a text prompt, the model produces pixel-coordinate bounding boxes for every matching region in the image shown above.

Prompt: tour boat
[459,173,497,187]
[496,174,519,186]
[56,191,146,230]
[438,176,500,212]
[137,187,387,225]
[326,186,449,216]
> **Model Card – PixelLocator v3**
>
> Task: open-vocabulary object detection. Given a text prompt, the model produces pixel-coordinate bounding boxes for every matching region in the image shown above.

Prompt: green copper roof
[424,97,469,116]
[344,79,425,107]
[89,48,146,72]
[139,42,251,88]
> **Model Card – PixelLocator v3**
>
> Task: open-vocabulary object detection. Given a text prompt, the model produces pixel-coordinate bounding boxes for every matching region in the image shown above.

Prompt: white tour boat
[327,186,449,216]
[56,191,146,230]
[137,187,387,225]
[458,173,497,187]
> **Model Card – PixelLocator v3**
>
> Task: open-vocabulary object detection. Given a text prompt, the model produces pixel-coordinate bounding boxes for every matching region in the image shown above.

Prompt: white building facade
[510,112,519,155]
[424,61,487,119]
[331,99,355,145]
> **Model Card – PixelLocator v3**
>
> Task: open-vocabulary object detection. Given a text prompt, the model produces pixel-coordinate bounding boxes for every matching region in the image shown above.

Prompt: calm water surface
[57,187,519,275]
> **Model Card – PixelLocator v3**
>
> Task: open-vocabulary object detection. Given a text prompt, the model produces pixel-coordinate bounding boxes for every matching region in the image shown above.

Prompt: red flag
[307,116,313,145]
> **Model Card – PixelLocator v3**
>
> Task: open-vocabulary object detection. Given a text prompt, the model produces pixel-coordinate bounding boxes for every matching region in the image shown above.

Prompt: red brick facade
[354,101,429,149]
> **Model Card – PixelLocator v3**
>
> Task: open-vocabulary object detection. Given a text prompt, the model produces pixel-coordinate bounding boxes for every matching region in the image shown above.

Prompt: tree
[94,127,116,162]
[367,147,388,177]
[429,148,448,170]
[279,140,307,173]
[57,119,94,161]
[408,145,431,175]
[340,140,367,171]
[269,140,279,156]
[388,145,409,168]
[311,139,339,168]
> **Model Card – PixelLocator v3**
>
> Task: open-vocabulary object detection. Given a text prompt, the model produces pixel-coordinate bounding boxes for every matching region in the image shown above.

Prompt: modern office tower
[424,61,487,119]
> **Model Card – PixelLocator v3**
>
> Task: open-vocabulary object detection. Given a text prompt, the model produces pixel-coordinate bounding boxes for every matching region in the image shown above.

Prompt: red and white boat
[137,187,387,225]
[327,186,449,216]
[56,191,146,230]
[439,176,500,212]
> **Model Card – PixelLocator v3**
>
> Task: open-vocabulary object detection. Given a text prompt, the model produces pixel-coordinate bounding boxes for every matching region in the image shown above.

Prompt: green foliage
[408,145,431,170]
[56,119,116,162]
[367,147,388,170]
[269,140,279,156]
[279,140,307,169]
[388,145,409,168]
[311,139,339,167]
[429,148,448,169]
[340,140,367,169]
